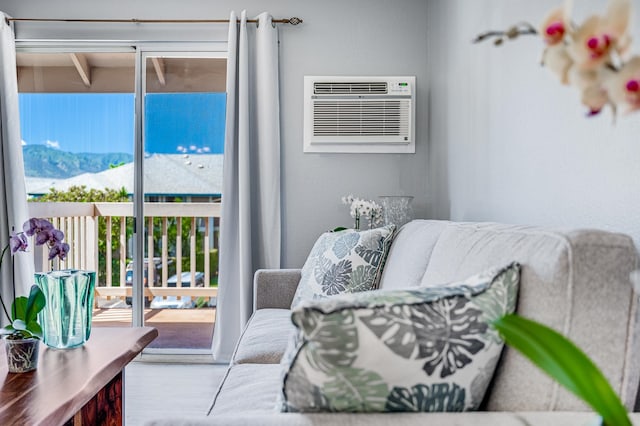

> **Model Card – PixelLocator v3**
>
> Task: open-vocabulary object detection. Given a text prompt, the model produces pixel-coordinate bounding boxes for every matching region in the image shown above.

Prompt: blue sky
[145,93,226,155]
[19,93,225,155]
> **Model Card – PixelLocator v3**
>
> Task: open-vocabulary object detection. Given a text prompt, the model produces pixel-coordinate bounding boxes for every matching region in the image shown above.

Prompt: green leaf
[284,366,331,412]
[298,309,359,372]
[27,321,43,339]
[12,296,28,321]
[25,285,46,323]
[386,383,466,412]
[323,367,389,412]
[350,265,375,292]
[493,314,631,426]
[0,325,15,335]
[12,319,28,331]
[9,319,35,338]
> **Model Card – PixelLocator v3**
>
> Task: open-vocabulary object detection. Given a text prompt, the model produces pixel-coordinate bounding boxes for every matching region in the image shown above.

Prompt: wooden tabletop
[0,326,158,426]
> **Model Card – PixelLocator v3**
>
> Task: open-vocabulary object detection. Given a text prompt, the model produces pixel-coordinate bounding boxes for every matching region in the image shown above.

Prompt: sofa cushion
[291,226,395,308]
[279,263,520,413]
[207,364,283,416]
[378,220,448,290]
[232,309,295,364]
[420,222,640,411]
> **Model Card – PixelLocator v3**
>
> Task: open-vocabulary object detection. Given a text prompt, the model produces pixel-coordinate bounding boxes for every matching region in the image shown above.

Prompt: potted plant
[0,218,69,372]
[0,285,45,372]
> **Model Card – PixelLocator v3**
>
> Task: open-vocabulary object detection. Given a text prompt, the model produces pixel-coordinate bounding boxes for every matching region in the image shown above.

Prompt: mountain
[23,145,133,179]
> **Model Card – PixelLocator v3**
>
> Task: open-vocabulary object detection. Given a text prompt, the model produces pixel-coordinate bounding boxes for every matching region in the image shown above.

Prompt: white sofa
[147,220,640,425]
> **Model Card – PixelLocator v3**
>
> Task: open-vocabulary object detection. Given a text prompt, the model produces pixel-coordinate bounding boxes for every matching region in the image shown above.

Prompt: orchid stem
[11,253,17,321]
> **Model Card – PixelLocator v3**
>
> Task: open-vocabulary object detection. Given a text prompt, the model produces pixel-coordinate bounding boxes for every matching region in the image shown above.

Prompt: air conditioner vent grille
[314,82,388,95]
[313,100,410,137]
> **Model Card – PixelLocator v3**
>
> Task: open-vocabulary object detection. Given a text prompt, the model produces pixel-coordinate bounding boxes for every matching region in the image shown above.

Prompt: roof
[26,154,223,197]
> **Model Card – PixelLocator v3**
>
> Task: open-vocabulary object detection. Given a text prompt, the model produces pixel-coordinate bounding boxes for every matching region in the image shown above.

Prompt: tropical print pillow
[290,226,396,308]
[278,262,520,413]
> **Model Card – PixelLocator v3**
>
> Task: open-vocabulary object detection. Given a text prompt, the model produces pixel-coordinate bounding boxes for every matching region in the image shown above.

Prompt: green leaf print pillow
[290,226,396,308]
[278,262,520,413]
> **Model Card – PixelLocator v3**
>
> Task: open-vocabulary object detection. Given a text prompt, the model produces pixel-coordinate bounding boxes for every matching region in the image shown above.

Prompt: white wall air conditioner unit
[303,76,416,153]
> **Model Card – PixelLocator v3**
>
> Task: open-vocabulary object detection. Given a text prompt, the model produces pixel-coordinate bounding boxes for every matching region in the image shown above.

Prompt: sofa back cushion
[418,221,640,412]
[378,220,448,291]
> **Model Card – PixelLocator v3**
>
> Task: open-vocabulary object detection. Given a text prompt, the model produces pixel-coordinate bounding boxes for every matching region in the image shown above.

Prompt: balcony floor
[92,307,215,349]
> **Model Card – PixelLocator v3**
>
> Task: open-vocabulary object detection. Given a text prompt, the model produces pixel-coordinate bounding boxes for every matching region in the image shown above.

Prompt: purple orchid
[47,242,70,261]
[35,228,64,247]
[9,232,28,254]
[1,217,70,330]
[8,218,69,262]
[23,218,54,238]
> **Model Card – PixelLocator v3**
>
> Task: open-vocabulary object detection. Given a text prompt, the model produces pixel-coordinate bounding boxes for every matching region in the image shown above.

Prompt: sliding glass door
[138,52,226,351]
[17,45,226,354]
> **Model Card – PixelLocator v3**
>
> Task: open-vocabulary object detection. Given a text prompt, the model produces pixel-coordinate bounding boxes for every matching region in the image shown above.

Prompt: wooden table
[0,326,158,426]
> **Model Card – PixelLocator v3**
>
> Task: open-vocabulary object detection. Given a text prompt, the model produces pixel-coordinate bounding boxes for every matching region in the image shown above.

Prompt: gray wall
[1,0,432,268]
[427,0,640,248]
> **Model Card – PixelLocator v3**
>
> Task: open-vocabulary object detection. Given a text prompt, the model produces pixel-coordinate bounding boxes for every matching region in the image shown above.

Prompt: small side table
[0,326,157,426]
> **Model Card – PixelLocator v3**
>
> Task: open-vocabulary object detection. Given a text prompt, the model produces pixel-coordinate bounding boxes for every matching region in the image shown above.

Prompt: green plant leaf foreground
[493,314,631,426]
[12,297,27,322]
[28,321,43,339]
[25,285,45,324]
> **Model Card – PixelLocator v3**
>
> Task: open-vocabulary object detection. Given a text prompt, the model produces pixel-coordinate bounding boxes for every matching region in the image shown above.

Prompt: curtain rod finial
[287,17,302,25]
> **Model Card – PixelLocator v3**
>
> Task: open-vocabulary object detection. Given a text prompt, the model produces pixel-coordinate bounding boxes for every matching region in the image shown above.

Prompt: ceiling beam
[151,57,166,86]
[69,53,91,87]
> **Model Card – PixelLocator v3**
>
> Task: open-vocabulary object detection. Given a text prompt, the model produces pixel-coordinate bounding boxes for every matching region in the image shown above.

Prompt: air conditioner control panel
[388,81,412,95]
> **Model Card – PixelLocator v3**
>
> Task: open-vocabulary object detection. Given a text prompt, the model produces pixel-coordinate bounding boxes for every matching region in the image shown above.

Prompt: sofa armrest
[253,269,301,310]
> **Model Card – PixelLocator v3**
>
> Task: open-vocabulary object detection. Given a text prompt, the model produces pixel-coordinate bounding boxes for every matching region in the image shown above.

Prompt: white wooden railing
[27,202,220,305]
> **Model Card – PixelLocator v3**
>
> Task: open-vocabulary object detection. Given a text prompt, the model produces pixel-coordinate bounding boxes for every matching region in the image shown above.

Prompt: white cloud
[45,140,60,149]
[21,140,27,146]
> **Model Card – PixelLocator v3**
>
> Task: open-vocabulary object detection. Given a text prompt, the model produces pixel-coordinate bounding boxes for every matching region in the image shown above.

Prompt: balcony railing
[27,202,220,306]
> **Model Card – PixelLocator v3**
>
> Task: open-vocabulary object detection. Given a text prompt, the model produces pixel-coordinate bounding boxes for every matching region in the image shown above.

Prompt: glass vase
[379,195,414,229]
[36,269,96,349]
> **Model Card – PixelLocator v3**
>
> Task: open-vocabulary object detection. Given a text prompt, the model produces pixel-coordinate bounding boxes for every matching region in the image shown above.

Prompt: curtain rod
[6,16,303,25]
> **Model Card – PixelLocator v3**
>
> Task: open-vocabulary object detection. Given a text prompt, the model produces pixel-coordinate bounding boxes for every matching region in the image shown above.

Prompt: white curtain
[212,11,281,362]
[0,14,34,326]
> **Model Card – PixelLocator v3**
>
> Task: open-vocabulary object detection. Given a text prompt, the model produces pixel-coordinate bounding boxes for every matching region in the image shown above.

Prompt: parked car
[150,296,195,309]
[166,271,205,287]
[148,272,204,309]
[125,258,173,306]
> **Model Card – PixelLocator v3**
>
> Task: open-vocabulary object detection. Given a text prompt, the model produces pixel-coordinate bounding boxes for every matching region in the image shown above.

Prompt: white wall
[428,0,640,248]
[1,0,433,268]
